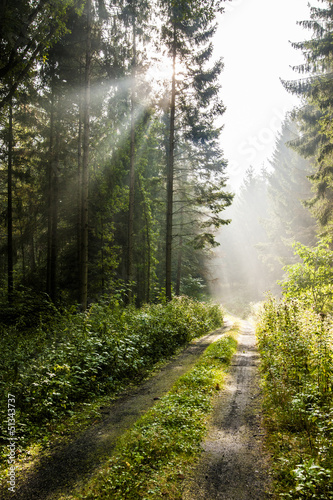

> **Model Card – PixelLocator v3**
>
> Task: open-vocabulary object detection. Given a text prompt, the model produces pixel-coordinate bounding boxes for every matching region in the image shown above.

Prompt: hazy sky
[214,0,319,188]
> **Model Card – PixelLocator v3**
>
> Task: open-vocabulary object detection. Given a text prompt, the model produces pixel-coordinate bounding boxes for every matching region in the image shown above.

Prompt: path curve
[183,320,272,500]
[2,321,233,500]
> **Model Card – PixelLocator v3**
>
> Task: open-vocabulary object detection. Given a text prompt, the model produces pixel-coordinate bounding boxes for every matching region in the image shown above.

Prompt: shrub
[256,296,333,497]
[0,297,223,446]
[279,238,333,313]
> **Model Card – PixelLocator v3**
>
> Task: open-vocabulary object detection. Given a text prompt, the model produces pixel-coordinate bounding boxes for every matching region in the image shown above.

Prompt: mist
[209,118,317,316]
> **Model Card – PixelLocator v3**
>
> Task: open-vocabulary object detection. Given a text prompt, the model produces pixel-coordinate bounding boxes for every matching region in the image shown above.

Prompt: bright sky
[214,0,320,189]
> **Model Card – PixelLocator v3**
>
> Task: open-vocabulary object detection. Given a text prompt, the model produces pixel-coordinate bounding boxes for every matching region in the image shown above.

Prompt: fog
[209,119,317,316]
[209,176,273,316]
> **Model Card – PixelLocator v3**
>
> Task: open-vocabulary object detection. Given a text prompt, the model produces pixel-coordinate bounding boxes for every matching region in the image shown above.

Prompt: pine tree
[260,118,317,283]
[0,0,80,110]
[159,0,228,300]
[283,1,333,234]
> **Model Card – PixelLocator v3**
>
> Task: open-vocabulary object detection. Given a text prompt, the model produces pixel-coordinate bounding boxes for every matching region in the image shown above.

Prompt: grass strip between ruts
[62,325,239,499]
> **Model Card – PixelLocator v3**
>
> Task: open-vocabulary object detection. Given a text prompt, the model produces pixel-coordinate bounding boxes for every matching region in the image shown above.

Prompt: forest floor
[2,318,272,500]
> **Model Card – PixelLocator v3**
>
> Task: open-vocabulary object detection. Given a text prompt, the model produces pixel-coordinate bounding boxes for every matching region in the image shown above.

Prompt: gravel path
[183,320,272,500]
[1,321,233,500]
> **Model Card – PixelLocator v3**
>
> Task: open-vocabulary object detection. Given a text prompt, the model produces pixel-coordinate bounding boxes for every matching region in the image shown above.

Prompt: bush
[0,297,223,445]
[279,238,333,313]
[256,296,333,497]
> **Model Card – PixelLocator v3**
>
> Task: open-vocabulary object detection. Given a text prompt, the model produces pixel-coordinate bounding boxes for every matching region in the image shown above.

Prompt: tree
[0,0,80,110]
[160,0,227,301]
[283,1,333,235]
[259,117,317,283]
[120,0,151,303]
[79,0,92,310]
[279,238,333,313]
[7,94,14,302]
[0,0,233,308]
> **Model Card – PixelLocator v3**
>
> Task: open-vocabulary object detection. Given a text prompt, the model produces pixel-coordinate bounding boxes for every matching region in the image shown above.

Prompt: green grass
[256,298,333,499]
[0,297,224,488]
[61,327,239,499]
[0,297,223,442]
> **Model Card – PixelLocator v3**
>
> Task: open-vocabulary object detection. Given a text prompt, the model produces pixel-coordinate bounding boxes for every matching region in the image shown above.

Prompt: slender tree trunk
[20,227,25,282]
[166,28,177,302]
[127,17,136,303]
[50,129,59,301]
[46,71,58,302]
[47,90,53,298]
[138,175,151,303]
[30,229,36,274]
[77,63,83,299]
[7,97,13,302]
[146,215,151,303]
[80,0,92,310]
[175,207,184,296]
[101,217,105,293]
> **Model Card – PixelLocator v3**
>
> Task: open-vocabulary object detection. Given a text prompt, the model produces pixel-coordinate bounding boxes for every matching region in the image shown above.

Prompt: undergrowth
[0,296,223,456]
[256,297,333,499]
[61,328,238,499]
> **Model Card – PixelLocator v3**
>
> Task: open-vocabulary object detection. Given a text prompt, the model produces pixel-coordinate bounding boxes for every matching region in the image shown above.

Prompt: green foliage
[282,460,333,499]
[256,297,333,497]
[60,331,237,499]
[0,0,229,305]
[283,2,333,234]
[279,238,333,313]
[0,297,223,448]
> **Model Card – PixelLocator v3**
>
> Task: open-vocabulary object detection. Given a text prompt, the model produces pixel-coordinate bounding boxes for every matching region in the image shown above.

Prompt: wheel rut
[183,320,272,500]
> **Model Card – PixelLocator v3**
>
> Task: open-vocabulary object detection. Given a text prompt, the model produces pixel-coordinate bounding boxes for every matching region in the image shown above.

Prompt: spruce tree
[260,118,317,283]
[283,1,333,234]
[159,0,228,301]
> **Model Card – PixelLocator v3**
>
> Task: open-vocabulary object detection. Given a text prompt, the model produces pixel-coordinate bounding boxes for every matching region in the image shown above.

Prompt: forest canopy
[0,0,232,309]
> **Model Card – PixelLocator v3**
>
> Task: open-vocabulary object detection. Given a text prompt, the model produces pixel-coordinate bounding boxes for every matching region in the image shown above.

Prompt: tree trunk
[47,84,53,298]
[138,175,151,303]
[80,0,92,310]
[127,17,136,303]
[175,206,184,296]
[101,217,105,293]
[7,96,13,302]
[50,129,59,301]
[30,229,36,274]
[166,28,177,302]
[20,227,25,282]
[146,213,151,303]
[77,63,83,299]
[46,71,58,303]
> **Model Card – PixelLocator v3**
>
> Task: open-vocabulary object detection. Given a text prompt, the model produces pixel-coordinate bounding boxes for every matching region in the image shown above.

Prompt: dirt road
[2,319,272,499]
[183,320,272,499]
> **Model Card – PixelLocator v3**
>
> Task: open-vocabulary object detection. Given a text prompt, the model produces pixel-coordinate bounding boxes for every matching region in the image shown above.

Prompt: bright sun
[146,54,175,84]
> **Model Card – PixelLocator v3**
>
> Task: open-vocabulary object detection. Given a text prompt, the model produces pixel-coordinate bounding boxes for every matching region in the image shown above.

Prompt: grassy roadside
[1,298,224,483]
[256,298,333,499]
[59,324,239,499]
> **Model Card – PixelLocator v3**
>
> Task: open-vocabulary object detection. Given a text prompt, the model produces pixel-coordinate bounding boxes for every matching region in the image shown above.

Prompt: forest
[0,0,232,310]
[1,0,333,498]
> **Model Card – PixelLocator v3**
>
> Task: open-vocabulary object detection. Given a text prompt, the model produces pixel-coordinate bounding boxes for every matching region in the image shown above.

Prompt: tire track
[183,320,272,500]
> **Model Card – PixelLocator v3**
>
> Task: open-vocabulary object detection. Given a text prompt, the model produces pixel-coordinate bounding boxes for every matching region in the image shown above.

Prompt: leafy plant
[256,296,333,498]
[278,238,333,313]
[0,297,223,450]
[282,460,333,499]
